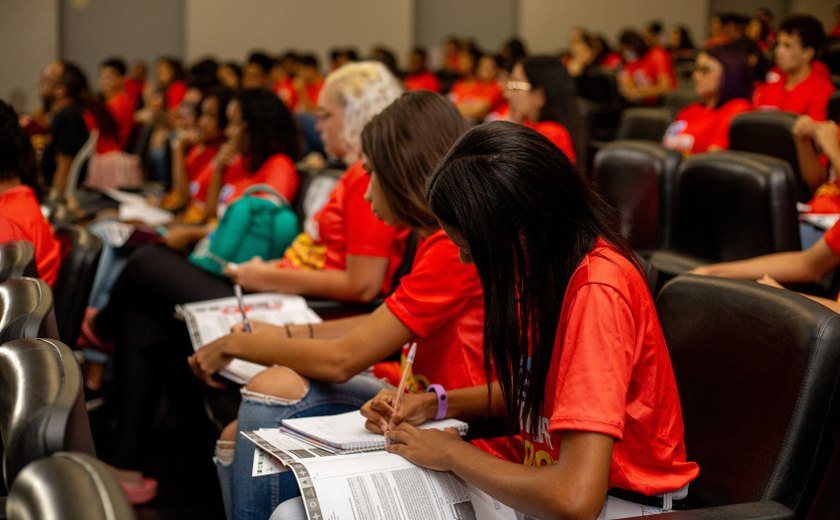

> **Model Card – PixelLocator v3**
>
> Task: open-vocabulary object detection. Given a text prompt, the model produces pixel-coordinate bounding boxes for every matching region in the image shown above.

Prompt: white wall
[519,0,709,53]
[185,0,413,70]
[0,0,59,113]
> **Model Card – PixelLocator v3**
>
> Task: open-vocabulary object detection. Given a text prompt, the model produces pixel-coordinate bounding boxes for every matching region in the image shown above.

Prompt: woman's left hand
[188,334,239,388]
[384,423,464,472]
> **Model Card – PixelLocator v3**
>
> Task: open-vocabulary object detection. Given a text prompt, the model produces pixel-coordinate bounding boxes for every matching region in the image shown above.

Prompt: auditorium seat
[592,140,682,252]
[649,152,799,287]
[615,107,672,142]
[0,278,59,343]
[52,224,102,347]
[0,242,37,283]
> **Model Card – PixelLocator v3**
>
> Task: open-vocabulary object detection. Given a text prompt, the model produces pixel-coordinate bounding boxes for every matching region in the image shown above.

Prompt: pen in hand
[389,342,417,429]
[233,284,252,333]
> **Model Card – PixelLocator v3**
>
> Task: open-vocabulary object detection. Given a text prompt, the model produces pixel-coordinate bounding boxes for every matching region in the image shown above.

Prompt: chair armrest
[621,501,793,520]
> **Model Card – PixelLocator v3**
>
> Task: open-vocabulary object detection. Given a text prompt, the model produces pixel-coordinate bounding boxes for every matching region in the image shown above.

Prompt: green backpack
[189,184,299,275]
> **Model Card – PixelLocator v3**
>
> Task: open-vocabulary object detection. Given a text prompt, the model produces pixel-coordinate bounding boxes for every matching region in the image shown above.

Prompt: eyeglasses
[693,65,713,75]
[506,80,532,91]
[315,108,333,122]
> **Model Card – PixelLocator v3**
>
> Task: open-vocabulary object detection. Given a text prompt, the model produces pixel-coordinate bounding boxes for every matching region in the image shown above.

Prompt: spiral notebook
[280,410,469,454]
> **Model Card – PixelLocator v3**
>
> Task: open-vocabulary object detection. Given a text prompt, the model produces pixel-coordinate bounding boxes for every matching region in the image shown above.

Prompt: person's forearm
[170,144,190,205]
[445,382,506,419]
[52,154,73,192]
[443,440,605,520]
[252,267,381,302]
[696,251,823,283]
[288,314,367,339]
[796,137,826,192]
[204,165,224,220]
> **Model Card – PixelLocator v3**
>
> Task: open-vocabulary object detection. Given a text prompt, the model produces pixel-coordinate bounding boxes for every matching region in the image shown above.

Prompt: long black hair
[236,88,302,171]
[427,121,636,435]
[0,100,41,199]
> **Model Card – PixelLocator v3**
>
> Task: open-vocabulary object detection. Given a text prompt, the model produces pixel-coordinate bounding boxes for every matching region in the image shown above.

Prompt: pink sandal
[119,476,159,505]
[77,307,116,354]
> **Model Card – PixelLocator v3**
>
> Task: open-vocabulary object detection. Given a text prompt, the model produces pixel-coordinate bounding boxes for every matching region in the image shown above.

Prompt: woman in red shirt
[618,30,677,104]
[361,122,698,519]
[190,91,513,520]
[448,50,505,122]
[663,46,753,154]
[0,100,61,287]
[504,56,583,164]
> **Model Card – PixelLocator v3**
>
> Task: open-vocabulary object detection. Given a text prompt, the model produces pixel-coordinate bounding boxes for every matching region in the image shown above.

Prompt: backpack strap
[241,184,290,208]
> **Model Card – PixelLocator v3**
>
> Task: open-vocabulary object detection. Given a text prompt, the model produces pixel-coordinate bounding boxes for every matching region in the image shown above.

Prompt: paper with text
[176,293,321,383]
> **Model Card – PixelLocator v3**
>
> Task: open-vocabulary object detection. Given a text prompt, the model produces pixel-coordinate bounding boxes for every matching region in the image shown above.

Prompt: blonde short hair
[322,61,403,161]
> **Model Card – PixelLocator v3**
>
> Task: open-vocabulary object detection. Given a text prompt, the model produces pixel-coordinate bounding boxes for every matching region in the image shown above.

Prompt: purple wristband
[427,384,448,420]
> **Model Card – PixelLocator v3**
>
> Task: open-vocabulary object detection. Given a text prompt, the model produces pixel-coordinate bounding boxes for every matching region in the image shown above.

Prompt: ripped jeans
[216,371,387,520]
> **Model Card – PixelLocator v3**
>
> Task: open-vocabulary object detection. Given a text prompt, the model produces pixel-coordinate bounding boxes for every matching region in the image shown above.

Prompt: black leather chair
[576,71,623,145]
[0,242,37,283]
[5,452,132,520]
[593,141,682,252]
[728,111,809,202]
[52,224,102,347]
[0,338,95,492]
[663,90,700,117]
[649,152,800,286]
[828,91,840,124]
[644,275,840,518]
[615,107,672,142]
[0,278,59,343]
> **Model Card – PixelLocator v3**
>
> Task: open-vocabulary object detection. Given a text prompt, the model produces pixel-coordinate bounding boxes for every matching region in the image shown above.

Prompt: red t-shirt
[308,161,409,294]
[404,72,442,93]
[520,239,699,495]
[191,153,298,213]
[525,121,577,164]
[0,186,61,287]
[753,68,835,121]
[273,78,299,112]
[623,47,677,101]
[82,111,120,154]
[185,145,219,182]
[663,99,753,154]
[106,91,135,149]
[386,229,518,461]
[124,78,144,110]
[304,79,324,110]
[165,81,188,112]
[448,79,506,115]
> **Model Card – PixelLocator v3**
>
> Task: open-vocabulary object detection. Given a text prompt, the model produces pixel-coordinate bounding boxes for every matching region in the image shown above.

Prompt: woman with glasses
[663,45,753,155]
[504,56,584,164]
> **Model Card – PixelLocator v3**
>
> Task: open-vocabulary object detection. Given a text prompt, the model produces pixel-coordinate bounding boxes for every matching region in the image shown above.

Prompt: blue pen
[233,284,252,332]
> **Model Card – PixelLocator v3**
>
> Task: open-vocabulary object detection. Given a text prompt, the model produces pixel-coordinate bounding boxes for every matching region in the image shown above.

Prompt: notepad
[280,410,468,454]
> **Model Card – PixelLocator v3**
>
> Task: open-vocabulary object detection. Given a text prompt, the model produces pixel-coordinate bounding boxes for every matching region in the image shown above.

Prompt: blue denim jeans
[217,371,387,520]
[88,218,131,310]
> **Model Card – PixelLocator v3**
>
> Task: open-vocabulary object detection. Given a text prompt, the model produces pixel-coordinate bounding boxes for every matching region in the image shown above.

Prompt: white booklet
[175,293,321,384]
[281,410,469,454]
[242,428,517,520]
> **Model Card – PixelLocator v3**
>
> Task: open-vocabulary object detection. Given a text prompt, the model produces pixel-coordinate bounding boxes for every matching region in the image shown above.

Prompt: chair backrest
[6,452,133,520]
[292,167,342,226]
[728,111,808,201]
[615,107,673,141]
[0,278,59,344]
[828,91,840,124]
[823,40,840,77]
[52,224,103,346]
[576,69,622,106]
[64,129,98,200]
[656,276,840,514]
[669,151,800,262]
[593,140,682,251]
[663,89,700,117]
[0,338,95,489]
[0,241,37,283]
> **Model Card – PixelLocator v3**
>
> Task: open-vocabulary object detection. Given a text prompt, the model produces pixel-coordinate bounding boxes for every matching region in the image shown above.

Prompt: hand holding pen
[233,284,252,333]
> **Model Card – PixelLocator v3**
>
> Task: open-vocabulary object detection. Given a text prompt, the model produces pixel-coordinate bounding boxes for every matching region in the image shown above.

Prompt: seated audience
[242,51,273,90]
[190,90,516,520]
[504,55,582,163]
[663,46,753,154]
[617,29,677,104]
[403,47,441,93]
[448,50,505,122]
[351,121,700,520]
[669,25,696,61]
[0,100,61,287]
[753,14,834,121]
[39,61,90,192]
[98,57,135,149]
[217,61,242,91]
